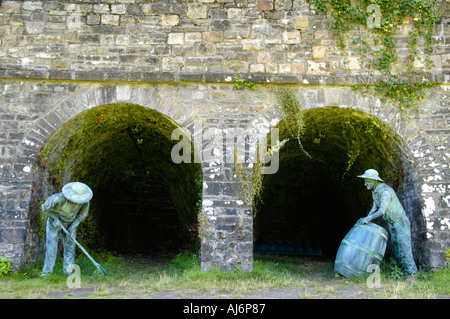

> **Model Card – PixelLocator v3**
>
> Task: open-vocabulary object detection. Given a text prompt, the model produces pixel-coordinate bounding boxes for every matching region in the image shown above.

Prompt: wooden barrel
[334,222,388,278]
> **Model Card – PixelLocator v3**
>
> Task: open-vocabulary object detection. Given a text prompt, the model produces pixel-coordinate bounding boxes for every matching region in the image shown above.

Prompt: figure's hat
[357,169,384,182]
[62,182,93,204]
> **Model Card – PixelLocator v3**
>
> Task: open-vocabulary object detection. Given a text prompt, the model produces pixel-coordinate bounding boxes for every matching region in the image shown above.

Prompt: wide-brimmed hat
[357,169,384,182]
[62,182,93,204]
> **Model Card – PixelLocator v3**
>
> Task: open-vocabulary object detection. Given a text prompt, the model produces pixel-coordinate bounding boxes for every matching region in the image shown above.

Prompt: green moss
[276,106,404,184]
[255,106,405,255]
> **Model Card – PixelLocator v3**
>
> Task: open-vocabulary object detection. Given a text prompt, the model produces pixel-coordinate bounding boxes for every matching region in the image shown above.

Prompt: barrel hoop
[342,239,384,262]
[335,261,366,277]
[362,224,388,241]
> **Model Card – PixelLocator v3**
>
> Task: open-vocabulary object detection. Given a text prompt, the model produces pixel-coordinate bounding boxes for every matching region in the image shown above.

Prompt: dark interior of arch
[34,103,201,256]
[254,106,406,259]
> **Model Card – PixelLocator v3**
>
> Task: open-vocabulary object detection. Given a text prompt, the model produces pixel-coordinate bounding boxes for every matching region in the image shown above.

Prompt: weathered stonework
[0,0,448,271]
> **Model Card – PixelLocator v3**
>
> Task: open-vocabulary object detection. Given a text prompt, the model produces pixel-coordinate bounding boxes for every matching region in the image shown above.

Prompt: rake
[60,224,108,276]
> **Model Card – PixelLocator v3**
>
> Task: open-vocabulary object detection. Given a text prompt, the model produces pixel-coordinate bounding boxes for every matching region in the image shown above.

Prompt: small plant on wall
[0,258,12,278]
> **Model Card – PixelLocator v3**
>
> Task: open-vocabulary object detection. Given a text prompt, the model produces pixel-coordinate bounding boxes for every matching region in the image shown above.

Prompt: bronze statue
[40,182,93,277]
[357,169,418,277]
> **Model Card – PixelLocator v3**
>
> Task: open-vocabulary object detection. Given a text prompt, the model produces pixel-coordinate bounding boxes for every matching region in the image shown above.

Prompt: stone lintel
[4,69,444,85]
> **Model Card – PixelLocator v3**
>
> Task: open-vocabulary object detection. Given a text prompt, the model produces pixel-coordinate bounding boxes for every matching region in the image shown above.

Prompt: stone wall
[0,0,449,271]
[1,0,446,81]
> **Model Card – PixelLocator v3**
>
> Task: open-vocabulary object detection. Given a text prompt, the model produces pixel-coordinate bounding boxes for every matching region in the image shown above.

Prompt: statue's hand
[358,217,371,225]
[356,217,370,225]
[52,217,61,228]
[67,225,76,238]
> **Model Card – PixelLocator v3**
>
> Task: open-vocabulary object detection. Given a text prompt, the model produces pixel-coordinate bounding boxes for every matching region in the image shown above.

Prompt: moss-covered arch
[254,106,411,258]
[31,103,202,255]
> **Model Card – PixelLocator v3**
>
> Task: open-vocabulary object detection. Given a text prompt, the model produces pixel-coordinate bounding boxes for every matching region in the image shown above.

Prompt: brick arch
[17,84,207,267]
[246,86,433,268]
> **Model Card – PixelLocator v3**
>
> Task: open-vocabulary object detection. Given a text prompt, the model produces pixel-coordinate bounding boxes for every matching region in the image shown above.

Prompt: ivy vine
[311,0,439,114]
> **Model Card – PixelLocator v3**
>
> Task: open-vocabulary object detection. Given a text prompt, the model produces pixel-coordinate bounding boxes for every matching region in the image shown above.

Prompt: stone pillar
[199,123,254,271]
[200,173,253,271]
[0,181,32,270]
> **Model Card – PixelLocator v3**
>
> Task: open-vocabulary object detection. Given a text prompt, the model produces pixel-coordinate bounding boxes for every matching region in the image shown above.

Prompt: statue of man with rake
[40,182,93,277]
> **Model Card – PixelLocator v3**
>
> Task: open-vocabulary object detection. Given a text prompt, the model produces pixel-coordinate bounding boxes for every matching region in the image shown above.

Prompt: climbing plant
[234,137,288,213]
[234,146,264,209]
[311,0,439,114]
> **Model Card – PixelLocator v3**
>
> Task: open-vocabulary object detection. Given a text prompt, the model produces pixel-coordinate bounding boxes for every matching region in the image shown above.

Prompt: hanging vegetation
[275,87,310,158]
[311,0,439,113]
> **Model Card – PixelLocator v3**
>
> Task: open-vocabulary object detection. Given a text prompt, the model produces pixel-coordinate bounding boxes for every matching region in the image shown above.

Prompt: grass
[0,251,448,299]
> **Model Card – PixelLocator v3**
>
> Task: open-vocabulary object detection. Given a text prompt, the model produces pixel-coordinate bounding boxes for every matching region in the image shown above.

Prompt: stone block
[0,244,13,253]
[250,64,265,73]
[257,0,274,11]
[93,4,110,14]
[242,39,264,50]
[275,0,292,10]
[2,1,22,14]
[212,19,231,30]
[256,52,270,64]
[264,11,285,19]
[226,8,243,19]
[168,33,184,44]
[24,22,45,35]
[314,30,330,39]
[116,35,130,46]
[307,60,329,74]
[23,1,43,12]
[162,57,184,72]
[185,32,202,42]
[293,16,309,30]
[283,30,301,43]
[101,15,120,26]
[0,227,26,244]
[266,63,278,73]
[79,34,100,43]
[52,59,71,70]
[252,24,280,39]
[127,4,142,15]
[312,46,327,59]
[2,35,17,47]
[187,4,208,19]
[161,15,180,26]
[86,14,101,25]
[111,4,127,15]
[203,31,223,42]
[344,57,361,70]
[279,63,291,73]
[292,62,305,74]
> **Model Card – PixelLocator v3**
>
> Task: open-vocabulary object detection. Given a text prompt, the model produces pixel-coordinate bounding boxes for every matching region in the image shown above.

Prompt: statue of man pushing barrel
[357,169,418,277]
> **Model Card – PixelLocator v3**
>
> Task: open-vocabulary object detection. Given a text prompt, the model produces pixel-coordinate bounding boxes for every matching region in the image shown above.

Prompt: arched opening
[30,103,201,258]
[254,106,408,259]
